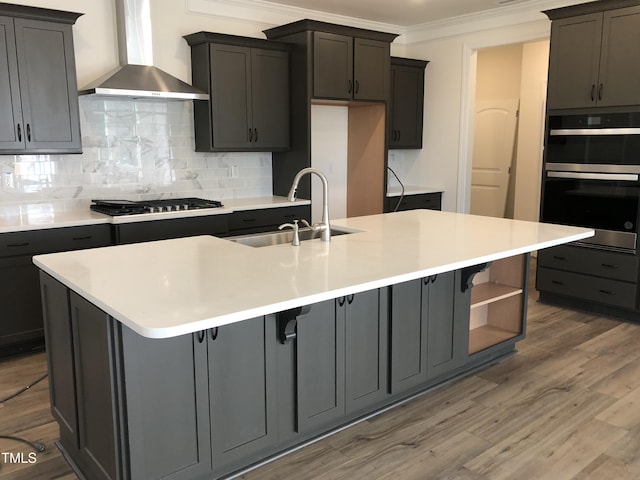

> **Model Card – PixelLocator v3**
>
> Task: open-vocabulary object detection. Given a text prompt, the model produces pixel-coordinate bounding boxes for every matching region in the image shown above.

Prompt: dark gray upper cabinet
[0,5,82,154]
[184,32,290,152]
[388,57,428,149]
[313,32,389,101]
[546,3,640,110]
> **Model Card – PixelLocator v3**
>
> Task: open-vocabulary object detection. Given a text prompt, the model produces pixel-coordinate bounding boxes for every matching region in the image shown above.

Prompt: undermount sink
[227,226,358,248]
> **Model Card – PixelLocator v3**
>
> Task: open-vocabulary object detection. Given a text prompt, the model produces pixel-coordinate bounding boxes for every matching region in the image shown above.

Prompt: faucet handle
[278,220,300,246]
[299,219,311,229]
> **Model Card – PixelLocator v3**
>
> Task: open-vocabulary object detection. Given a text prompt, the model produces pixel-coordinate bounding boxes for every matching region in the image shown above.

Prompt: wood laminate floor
[2,267,640,479]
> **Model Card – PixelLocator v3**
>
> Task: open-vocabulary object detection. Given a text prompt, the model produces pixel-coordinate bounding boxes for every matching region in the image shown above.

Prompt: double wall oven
[541,113,640,254]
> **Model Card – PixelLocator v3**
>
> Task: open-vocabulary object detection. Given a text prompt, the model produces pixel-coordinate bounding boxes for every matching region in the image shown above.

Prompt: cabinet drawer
[115,215,229,245]
[386,192,442,212]
[228,205,310,234]
[538,245,639,282]
[537,266,637,309]
[0,224,112,257]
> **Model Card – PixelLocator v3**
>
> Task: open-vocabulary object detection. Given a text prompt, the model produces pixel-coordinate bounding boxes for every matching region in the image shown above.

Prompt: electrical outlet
[229,165,239,178]
[3,173,13,188]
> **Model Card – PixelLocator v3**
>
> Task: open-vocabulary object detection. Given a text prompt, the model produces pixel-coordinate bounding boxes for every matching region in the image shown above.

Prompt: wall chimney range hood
[79,0,208,100]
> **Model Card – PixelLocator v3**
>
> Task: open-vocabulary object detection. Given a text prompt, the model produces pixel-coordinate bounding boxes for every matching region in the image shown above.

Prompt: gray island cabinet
[34,211,592,480]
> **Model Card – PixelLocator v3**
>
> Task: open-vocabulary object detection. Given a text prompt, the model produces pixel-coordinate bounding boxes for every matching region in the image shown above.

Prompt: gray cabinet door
[208,317,278,476]
[296,299,346,431]
[70,293,119,480]
[353,38,389,101]
[313,32,353,100]
[0,15,23,150]
[251,48,289,150]
[121,328,211,480]
[40,273,76,445]
[597,5,640,107]
[389,62,424,148]
[426,271,469,380]
[13,18,80,152]
[547,13,602,110]
[344,290,389,414]
[210,43,253,150]
[389,279,428,394]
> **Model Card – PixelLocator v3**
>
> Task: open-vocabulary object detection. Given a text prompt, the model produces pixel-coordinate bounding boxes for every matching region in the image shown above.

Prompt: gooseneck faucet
[287,167,331,242]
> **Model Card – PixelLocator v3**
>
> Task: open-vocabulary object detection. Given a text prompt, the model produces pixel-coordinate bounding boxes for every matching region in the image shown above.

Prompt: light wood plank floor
[3,268,640,479]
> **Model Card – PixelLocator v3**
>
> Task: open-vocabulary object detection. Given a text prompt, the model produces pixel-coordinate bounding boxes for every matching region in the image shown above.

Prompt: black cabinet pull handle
[552,255,568,261]
[599,289,615,295]
[591,84,596,101]
[16,123,22,142]
[430,274,438,283]
[551,280,564,285]
[397,130,401,142]
[197,330,206,343]
[248,128,253,142]
[598,83,603,101]
[7,242,29,247]
[355,80,359,94]
[600,263,618,269]
[348,80,353,94]
[346,294,355,304]
[254,128,258,143]
[26,123,31,142]
[211,327,219,341]
[72,236,92,241]
[338,296,347,306]
[242,218,257,223]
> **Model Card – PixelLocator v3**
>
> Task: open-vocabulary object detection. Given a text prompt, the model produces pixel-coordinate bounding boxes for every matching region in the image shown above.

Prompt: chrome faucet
[287,167,331,242]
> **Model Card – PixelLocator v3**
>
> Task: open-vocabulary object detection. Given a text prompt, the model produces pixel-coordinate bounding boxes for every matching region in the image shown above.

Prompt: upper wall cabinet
[184,32,290,152]
[388,57,428,149]
[264,20,397,103]
[313,32,389,101]
[0,5,82,154]
[546,2,640,110]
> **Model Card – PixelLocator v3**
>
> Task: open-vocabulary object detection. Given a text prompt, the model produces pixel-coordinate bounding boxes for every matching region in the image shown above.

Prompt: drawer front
[538,245,639,282]
[0,224,112,257]
[386,193,442,212]
[537,266,638,310]
[228,205,310,234]
[115,215,229,245]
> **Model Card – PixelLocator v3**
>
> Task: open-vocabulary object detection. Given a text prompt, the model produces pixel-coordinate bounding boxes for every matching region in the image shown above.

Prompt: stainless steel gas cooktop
[90,198,224,216]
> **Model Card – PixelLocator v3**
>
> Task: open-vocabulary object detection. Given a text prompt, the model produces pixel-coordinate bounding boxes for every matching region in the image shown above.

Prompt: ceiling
[256,0,540,27]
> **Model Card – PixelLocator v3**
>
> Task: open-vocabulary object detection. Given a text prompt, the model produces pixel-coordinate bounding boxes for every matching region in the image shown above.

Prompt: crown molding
[186,0,401,36]
[401,0,598,45]
[186,0,599,45]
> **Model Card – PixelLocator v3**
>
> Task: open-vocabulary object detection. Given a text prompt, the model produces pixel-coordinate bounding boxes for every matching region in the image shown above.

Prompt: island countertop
[33,210,593,339]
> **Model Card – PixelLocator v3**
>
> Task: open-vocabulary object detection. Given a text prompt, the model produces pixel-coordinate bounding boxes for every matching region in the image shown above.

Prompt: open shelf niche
[468,254,526,354]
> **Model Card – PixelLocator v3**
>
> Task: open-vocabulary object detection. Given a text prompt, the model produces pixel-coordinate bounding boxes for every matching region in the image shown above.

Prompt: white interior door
[470,99,519,218]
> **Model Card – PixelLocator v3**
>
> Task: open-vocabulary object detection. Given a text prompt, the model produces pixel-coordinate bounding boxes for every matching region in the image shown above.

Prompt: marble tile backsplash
[0,97,272,209]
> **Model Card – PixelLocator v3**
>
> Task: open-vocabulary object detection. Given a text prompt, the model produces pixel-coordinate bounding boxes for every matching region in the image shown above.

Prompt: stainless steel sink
[227,226,358,247]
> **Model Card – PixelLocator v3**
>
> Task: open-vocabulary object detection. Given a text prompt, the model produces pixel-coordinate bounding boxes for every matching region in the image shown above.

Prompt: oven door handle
[547,171,639,181]
[550,128,640,136]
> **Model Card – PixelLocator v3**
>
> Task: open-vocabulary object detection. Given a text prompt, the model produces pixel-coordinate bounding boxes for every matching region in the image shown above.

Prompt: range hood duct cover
[79,0,208,100]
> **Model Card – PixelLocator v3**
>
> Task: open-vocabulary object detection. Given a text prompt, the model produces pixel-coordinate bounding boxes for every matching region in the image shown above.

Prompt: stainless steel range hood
[79,0,208,100]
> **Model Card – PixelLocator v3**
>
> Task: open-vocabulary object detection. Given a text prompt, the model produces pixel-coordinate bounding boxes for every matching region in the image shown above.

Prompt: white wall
[403,20,551,213]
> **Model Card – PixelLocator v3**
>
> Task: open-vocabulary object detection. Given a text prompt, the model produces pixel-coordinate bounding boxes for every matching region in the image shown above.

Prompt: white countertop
[0,196,310,233]
[33,210,593,339]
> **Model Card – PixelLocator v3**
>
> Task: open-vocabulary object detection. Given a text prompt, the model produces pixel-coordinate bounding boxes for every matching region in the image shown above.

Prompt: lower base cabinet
[389,270,468,395]
[41,257,527,480]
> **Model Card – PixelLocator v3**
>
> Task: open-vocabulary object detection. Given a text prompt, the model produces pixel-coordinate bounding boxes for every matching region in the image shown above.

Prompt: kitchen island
[33,210,592,480]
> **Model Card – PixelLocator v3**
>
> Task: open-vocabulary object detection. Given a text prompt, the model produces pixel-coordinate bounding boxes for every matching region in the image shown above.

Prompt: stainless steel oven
[541,113,640,253]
